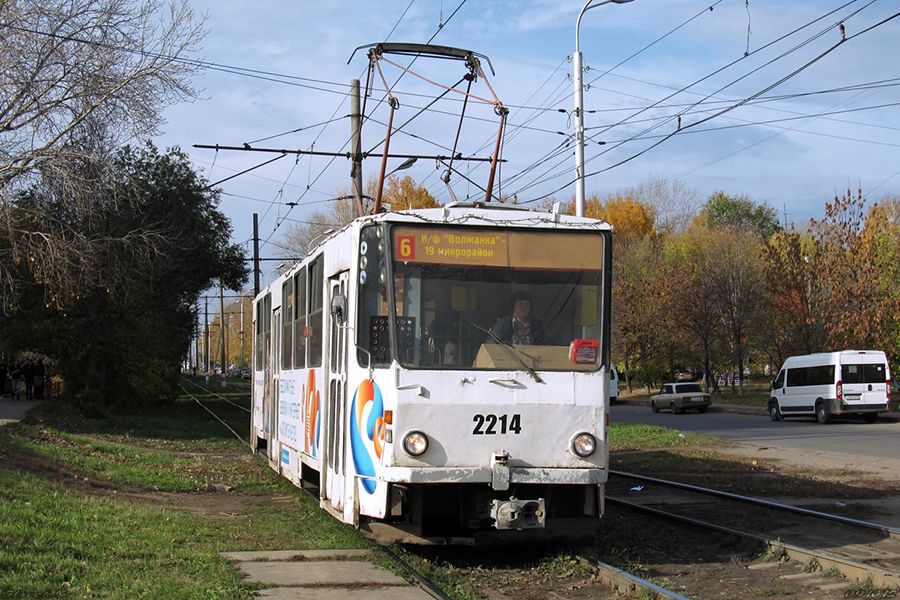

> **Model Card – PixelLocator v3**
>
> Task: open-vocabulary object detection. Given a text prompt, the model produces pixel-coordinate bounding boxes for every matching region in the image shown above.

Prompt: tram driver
[490,290,548,346]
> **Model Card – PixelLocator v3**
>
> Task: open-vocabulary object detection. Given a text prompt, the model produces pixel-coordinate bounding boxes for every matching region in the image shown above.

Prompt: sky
[154,0,900,283]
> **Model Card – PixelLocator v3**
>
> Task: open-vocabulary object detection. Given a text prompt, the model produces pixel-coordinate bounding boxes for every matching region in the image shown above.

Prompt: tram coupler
[491,451,510,491]
[491,497,546,530]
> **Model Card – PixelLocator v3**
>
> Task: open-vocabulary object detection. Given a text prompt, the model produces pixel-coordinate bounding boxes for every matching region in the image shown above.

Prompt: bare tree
[280,197,356,260]
[280,175,439,258]
[0,0,204,309]
[624,175,701,233]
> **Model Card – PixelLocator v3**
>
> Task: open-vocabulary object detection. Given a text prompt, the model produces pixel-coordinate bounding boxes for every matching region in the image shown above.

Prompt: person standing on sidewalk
[9,364,21,400]
[22,360,35,401]
[33,360,46,400]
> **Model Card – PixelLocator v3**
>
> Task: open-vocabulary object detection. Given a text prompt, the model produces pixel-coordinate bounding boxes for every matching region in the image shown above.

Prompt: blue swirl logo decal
[350,380,385,494]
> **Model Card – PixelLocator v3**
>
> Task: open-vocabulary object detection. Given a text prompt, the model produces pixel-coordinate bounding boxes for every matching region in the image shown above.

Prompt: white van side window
[773,370,785,389]
[786,365,834,387]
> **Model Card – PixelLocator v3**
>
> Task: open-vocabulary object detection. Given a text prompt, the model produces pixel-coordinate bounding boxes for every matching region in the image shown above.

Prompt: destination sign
[392,226,603,269]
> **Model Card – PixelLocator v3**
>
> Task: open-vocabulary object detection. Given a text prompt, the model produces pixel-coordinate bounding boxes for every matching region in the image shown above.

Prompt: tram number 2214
[472,413,522,435]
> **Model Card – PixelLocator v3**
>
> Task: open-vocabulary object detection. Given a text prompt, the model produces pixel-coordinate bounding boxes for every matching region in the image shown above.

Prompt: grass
[0,396,366,599]
[609,422,723,451]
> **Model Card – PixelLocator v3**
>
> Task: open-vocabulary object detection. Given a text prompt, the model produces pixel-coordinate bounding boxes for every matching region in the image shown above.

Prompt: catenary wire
[513,1,886,201]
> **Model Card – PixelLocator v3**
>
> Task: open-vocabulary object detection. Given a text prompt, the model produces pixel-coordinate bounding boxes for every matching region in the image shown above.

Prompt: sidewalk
[221,550,434,599]
[0,397,43,426]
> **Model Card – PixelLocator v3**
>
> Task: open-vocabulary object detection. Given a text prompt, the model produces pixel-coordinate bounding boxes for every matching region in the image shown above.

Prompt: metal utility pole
[253,213,261,297]
[351,79,365,217]
[239,295,245,367]
[573,0,634,217]
[204,297,210,374]
[219,281,226,386]
[194,314,200,374]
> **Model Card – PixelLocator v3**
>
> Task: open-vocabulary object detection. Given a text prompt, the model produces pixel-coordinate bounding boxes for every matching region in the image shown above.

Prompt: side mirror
[330,293,347,325]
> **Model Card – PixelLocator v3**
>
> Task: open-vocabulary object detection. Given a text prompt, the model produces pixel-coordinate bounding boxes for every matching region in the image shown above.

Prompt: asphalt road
[611,403,900,461]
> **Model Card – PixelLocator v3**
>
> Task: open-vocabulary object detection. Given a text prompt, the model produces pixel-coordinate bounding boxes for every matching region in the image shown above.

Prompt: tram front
[351,206,612,541]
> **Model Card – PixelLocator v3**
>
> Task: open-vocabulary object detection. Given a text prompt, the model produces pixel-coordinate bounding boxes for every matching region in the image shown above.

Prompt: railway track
[608,470,900,588]
[179,376,251,413]
[182,378,689,599]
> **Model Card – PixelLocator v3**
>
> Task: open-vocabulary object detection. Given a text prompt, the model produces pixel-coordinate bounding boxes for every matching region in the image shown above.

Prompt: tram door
[269,308,281,464]
[322,272,348,512]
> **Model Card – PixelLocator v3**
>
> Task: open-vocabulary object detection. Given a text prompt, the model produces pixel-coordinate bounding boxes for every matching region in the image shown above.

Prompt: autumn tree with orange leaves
[762,230,823,365]
[809,189,899,367]
[571,195,667,391]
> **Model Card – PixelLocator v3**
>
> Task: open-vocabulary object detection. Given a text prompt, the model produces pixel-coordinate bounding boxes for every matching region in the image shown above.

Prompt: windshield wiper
[463,318,544,384]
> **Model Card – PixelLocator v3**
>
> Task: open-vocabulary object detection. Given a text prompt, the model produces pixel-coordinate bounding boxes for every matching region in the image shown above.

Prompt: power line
[515,1,888,201]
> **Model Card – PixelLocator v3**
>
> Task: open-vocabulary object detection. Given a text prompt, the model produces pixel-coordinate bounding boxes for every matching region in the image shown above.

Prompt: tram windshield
[357,224,607,371]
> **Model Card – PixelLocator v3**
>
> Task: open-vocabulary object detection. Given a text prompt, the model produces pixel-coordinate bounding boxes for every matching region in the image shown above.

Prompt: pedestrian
[22,360,35,401]
[33,360,46,400]
[10,364,21,400]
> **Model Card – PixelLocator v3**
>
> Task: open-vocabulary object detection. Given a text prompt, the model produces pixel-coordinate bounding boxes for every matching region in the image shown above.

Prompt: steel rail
[610,470,900,539]
[180,377,252,414]
[179,386,251,448]
[372,543,454,600]
[577,555,691,599]
[606,495,900,589]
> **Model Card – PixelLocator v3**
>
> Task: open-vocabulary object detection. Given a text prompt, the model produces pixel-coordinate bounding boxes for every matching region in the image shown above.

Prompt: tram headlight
[402,431,428,456]
[571,433,596,458]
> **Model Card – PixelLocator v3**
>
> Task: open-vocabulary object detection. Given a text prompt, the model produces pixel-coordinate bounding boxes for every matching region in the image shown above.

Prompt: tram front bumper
[380,466,607,485]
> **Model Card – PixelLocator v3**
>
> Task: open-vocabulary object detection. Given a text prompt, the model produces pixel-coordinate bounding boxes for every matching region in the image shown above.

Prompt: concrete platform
[222,549,435,599]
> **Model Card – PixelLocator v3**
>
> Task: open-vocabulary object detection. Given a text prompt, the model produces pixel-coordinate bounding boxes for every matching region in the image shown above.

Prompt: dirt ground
[713,441,900,528]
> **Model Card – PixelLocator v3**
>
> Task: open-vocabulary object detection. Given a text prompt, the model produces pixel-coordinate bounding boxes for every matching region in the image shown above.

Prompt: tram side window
[281,278,293,369]
[254,294,267,370]
[256,293,271,371]
[293,268,307,369]
[255,309,261,370]
[308,257,324,367]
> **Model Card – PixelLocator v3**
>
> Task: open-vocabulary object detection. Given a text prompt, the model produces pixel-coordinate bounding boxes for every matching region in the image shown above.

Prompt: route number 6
[397,236,415,260]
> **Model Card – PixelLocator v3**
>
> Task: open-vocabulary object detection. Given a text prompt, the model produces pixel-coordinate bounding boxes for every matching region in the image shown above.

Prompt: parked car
[674,369,694,382]
[651,382,711,414]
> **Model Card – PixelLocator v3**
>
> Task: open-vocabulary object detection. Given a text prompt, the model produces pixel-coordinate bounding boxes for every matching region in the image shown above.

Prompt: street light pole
[574,0,634,217]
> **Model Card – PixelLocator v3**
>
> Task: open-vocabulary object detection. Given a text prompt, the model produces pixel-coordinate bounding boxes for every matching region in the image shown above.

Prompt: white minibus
[768,350,891,424]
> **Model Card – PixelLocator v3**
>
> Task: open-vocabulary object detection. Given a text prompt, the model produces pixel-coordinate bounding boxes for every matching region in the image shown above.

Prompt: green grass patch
[0,395,367,598]
[609,422,723,451]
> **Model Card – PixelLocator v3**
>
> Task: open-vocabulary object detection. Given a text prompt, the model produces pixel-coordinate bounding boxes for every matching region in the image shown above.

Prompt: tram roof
[362,203,613,231]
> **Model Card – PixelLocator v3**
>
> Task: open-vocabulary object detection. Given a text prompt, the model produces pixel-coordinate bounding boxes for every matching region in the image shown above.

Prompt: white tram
[251,203,613,541]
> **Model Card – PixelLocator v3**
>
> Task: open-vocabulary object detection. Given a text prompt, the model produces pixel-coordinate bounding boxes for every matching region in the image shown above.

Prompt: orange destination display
[392,226,603,270]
